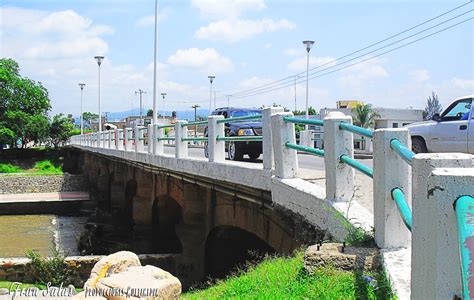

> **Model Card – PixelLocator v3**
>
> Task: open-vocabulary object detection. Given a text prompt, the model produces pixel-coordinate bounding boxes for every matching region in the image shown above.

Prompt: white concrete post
[373,128,411,248]
[107,131,112,149]
[300,130,313,147]
[208,115,225,162]
[271,112,298,179]
[114,129,120,150]
[323,112,354,202]
[94,133,99,147]
[155,125,164,155]
[263,107,284,171]
[175,122,188,159]
[134,126,144,153]
[124,128,132,152]
[411,153,472,300]
[147,124,154,154]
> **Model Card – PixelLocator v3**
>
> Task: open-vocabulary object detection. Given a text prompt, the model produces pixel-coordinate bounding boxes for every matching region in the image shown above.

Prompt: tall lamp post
[161,92,167,122]
[302,40,314,129]
[152,0,159,125]
[94,56,104,131]
[79,83,85,134]
[191,104,200,138]
[208,75,215,114]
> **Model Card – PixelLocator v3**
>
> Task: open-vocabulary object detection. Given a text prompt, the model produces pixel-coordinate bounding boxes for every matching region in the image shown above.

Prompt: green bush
[0,163,22,173]
[33,160,62,174]
[26,248,73,286]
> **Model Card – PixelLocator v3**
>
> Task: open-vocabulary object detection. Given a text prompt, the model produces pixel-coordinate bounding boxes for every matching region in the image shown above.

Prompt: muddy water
[0,215,88,257]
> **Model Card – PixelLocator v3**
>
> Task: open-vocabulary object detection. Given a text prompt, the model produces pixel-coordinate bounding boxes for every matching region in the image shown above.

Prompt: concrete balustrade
[373,128,411,248]
[411,153,472,300]
[175,122,188,159]
[271,112,298,179]
[69,110,474,300]
[207,115,225,162]
[323,112,354,202]
[262,107,284,172]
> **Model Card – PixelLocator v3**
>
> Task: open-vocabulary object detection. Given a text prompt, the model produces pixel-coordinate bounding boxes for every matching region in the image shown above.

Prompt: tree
[0,58,51,148]
[352,103,380,128]
[423,92,442,120]
[293,106,317,116]
[0,128,15,148]
[146,109,153,117]
[82,112,99,128]
[49,114,75,148]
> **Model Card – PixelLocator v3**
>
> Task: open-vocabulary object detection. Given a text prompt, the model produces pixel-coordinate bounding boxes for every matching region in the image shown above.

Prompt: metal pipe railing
[157,137,175,141]
[339,154,373,178]
[181,137,208,142]
[216,114,262,124]
[285,142,325,157]
[454,195,474,300]
[390,139,415,166]
[283,116,324,126]
[216,136,263,142]
[157,124,174,129]
[391,188,413,231]
[181,120,208,127]
[339,122,373,139]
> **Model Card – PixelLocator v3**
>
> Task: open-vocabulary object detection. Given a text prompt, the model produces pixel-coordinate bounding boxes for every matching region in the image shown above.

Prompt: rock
[95,265,181,300]
[84,251,141,289]
[304,243,380,273]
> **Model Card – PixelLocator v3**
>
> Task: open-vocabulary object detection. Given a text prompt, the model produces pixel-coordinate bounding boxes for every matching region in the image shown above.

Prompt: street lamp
[152,0,160,125]
[302,40,314,128]
[208,75,215,114]
[94,56,104,131]
[161,92,167,122]
[79,83,86,134]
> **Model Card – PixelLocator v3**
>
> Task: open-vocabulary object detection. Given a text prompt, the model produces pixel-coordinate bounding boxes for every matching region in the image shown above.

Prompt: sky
[1,0,473,118]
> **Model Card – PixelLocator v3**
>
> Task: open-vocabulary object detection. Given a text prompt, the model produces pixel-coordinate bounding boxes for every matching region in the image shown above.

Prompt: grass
[0,160,63,175]
[0,163,22,173]
[182,251,395,299]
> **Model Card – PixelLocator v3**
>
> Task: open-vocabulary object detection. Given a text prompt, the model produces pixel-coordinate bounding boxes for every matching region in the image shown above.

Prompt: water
[0,215,88,257]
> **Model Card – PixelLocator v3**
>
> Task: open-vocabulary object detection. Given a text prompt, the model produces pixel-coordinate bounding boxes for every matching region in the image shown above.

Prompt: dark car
[204,107,262,161]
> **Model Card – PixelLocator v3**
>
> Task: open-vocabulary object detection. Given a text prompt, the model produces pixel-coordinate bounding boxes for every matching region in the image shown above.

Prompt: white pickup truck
[405,95,473,154]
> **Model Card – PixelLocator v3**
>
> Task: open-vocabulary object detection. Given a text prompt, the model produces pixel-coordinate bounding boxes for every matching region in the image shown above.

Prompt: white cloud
[167,48,234,73]
[451,77,474,90]
[195,18,295,43]
[191,0,265,19]
[134,7,170,27]
[410,69,430,82]
[284,48,301,56]
[339,58,389,86]
[287,56,336,71]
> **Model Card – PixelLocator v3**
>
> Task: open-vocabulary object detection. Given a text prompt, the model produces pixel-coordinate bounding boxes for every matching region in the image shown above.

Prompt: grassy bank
[0,159,63,175]
[183,251,394,299]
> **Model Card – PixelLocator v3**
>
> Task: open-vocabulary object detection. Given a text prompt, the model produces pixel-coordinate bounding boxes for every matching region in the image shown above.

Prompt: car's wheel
[204,142,209,158]
[228,141,244,161]
[248,151,260,160]
[411,137,427,154]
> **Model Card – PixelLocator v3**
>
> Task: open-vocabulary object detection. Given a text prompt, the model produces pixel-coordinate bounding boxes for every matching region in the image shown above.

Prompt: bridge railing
[70,108,473,299]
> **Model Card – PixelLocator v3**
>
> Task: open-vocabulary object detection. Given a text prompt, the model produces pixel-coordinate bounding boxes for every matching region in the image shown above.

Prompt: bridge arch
[151,195,183,253]
[204,225,275,279]
[123,179,137,228]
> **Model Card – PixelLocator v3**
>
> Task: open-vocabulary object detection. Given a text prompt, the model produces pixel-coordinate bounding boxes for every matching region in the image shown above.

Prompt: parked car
[405,95,473,154]
[204,107,262,161]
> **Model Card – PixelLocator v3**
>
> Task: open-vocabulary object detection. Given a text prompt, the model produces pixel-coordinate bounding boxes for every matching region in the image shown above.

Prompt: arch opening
[205,226,275,279]
[151,196,183,253]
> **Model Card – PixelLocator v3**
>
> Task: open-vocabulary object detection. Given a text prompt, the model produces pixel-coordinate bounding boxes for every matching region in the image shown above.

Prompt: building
[336,100,364,109]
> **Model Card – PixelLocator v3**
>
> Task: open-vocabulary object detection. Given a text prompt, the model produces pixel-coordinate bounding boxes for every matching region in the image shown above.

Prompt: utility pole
[79,83,85,134]
[135,89,146,124]
[214,91,217,110]
[191,104,200,138]
[226,95,231,107]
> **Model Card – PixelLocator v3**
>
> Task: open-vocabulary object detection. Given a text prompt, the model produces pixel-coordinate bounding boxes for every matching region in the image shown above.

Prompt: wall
[0,174,88,194]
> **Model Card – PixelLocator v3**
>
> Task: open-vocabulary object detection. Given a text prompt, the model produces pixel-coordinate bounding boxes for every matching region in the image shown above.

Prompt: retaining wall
[0,174,88,194]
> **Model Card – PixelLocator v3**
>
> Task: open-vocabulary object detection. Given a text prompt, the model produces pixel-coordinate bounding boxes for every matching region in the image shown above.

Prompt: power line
[230,16,473,100]
[229,1,473,98]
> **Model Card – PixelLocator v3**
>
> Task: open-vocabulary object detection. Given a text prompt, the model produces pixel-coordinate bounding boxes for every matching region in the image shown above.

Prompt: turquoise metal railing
[157,124,174,129]
[340,155,374,178]
[181,120,208,127]
[391,188,412,231]
[182,137,208,142]
[285,142,325,157]
[216,136,263,142]
[216,114,262,123]
[157,137,175,141]
[390,139,415,165]
[339,122,373,139]
[283,116,324,126]
[454,195,474,300]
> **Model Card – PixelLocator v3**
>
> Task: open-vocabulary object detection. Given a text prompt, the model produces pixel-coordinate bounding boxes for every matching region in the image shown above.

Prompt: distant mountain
[104,108,210,122]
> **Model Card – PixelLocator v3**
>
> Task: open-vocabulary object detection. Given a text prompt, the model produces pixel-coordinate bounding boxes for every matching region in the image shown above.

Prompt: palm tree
[351,104,380,128]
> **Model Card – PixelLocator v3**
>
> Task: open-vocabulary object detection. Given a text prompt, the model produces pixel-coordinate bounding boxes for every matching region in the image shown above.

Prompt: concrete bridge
[70,108,474,299]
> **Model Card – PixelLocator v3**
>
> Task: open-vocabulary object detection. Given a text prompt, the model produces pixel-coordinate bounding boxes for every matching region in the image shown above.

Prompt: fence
[70,107,473,299]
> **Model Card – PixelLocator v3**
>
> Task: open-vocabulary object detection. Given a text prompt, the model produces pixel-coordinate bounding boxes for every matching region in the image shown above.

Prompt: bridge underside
[69,148,323,287]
